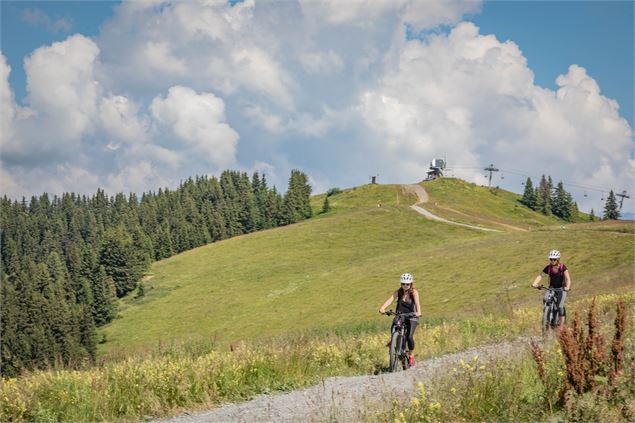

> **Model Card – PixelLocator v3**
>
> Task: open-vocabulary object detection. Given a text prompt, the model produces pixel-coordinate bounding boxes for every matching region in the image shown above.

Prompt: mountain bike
[537,285,564,336]
[383,310,417,372]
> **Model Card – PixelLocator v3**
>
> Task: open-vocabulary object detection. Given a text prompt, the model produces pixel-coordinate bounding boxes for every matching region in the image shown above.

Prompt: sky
[1,0,633,218]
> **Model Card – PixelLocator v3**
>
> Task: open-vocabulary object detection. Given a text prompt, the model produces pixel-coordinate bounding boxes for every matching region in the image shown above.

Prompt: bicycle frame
[538,286,562,336]
[384,311,416,372]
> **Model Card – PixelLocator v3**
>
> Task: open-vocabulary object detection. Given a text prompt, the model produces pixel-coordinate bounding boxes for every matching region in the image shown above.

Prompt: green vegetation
[422,177,586,230]
[2,176,633,422]
[604,190,621,220]
[2,293,631,422]
[0,169,313,377]
[98,180,632,354]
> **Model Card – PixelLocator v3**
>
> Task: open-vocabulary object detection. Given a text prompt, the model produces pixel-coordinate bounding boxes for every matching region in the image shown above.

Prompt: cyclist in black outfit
[379,273,422,367]
[532,249,572,330]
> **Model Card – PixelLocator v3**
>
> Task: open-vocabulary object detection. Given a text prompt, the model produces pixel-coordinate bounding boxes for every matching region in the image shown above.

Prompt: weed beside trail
[375,294,634,423]
[1,293,632,422]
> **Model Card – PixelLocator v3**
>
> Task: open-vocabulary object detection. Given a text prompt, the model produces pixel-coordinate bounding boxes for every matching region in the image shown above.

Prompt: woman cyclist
[532,250,572,330]
[379,273,422,367]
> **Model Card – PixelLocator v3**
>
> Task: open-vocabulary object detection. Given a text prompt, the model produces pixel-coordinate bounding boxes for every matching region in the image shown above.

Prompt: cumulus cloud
[23,34,101,152]
[99,95,148,143]
[357,22,633,212]
[1,0,632,216]
[0,54,16,151]
[150,85,238,168]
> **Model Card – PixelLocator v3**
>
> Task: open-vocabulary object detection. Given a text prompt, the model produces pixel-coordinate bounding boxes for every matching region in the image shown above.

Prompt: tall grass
[2,293,632,422]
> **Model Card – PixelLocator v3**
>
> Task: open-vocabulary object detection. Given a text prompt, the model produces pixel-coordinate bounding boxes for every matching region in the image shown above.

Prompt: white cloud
[21,8,73,33]
[299,50,344,74]
[150,85,238,168]
[1,0,632,217]
[299,0,480,31]
[142,41,187,75]
[357,22,633,212]
[99,95,148,143]
[24,34,101,145]
[0,54,16,152]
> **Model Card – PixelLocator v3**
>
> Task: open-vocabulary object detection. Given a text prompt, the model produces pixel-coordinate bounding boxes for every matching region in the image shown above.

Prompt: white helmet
[400,273,414,284]
[548,250,561,260]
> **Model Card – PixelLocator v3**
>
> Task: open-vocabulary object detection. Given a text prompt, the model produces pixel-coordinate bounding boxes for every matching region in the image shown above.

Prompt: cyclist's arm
[379,291,398,314]
[532,274,543,288]
[564,270,571,291]
[413,289,422,318]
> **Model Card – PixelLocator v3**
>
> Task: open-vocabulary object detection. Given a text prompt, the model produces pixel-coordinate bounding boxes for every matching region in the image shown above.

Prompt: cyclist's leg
[407,319,418,357]
[556,289,567,329]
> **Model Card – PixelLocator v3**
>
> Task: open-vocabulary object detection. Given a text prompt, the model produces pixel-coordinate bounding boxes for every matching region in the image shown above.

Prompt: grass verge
[2,292,632,422]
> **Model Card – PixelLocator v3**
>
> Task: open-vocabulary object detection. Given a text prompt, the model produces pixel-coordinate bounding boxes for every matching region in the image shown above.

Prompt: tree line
[520,175,621,221]
[0,169,312,377]
[520,175,580,221]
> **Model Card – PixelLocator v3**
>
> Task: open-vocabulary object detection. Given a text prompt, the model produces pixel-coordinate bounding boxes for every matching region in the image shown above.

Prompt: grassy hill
[420,178,588,230]
[99,179,634,355]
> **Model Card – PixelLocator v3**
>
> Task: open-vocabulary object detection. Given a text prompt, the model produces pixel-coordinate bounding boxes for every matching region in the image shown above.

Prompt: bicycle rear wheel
[389,331,400,372]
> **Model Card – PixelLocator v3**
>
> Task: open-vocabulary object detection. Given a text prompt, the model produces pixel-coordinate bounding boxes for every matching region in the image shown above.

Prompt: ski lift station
[425,158,446,180]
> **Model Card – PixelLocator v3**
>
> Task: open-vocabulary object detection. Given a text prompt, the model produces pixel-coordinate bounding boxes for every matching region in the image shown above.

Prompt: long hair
[398,285,416,302]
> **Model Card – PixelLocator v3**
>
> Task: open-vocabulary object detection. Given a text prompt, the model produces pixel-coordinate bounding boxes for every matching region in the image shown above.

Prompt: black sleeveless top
[542,263,568,289]
[396,288,416,314]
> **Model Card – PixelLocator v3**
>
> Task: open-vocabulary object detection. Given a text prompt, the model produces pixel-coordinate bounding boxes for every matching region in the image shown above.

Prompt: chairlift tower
[616,190,630,210]
[484,164,499,188]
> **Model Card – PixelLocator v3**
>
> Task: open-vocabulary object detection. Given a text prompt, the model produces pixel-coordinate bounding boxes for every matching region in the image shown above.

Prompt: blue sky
[1,0,633,217]
[471,0,634,129]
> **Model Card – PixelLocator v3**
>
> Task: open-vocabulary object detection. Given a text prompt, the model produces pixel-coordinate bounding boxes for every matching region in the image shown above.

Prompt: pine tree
[589,209,596,221]
[91,266,117,325]
[78,305,97,363]
[536,175,552,215]
[321,196,330,213]
[282,170,313,224]
[520,177,537,210]
[552,181,574,221]
[99,226,147,297]
[603,190,620,220]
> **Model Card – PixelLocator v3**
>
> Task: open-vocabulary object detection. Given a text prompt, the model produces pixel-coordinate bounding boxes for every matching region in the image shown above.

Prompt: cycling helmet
[548,250,561,260]
[400,273,414,284]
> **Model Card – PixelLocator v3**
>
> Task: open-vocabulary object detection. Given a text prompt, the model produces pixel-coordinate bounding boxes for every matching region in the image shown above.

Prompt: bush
[326,187,342,197]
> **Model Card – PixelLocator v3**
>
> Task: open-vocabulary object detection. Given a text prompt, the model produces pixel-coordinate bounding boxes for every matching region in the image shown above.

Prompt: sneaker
[408,355,415,367]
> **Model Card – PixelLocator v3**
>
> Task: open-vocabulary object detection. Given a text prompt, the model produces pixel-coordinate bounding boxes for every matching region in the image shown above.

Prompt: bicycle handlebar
[383,310,418,318]
[536,285,570,291]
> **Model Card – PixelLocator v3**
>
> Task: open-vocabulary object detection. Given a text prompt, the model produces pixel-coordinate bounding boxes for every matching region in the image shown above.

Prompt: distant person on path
[531,250,572,330]
[379,273,422,366]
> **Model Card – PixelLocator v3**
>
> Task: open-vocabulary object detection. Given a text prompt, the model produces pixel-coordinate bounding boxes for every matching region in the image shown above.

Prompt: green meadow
[100,178,634,356]
[3,178,633,422]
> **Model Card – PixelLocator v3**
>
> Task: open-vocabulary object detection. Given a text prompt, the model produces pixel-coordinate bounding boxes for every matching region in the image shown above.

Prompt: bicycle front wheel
[542,305,552,337]
[389,331,400,372]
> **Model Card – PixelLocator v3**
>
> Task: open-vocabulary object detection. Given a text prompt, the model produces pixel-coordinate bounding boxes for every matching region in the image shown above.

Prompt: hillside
[99,180,634,355]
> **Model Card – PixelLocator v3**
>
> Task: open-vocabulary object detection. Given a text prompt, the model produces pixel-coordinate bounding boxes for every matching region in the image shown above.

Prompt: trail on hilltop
[402,184,519,232]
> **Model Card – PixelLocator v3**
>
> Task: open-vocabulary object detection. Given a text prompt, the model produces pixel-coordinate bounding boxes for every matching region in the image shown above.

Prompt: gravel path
[402,184,502,232]
[154,337,533,423]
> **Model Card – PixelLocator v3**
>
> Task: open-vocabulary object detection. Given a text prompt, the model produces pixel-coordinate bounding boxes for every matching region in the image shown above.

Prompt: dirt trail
[154,338,532,423]
[402,184,504,232]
